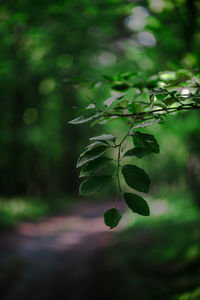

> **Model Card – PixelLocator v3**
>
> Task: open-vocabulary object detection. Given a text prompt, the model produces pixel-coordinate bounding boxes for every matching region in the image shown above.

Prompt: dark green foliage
[76,145,108,168]
[104,208,121,229]
[80,175,113,195]
[112,83,130,91]
[73,66,200,227]
[79,157,111,178]
[124,147,150,158]
[132,132,160,154]
[122,165,151,193]
[124,193,150,216]
[72,66,200,227]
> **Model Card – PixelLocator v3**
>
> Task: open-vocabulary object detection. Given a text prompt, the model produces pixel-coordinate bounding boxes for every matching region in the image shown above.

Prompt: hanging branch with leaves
[69,69,200,229]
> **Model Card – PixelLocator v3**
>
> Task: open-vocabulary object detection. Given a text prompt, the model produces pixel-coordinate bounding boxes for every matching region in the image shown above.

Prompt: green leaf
[124,193,150,216]
[103,92,127,107]
[124,147,150,158]
[190,95,200,103]
[132,118,162,130]
[153,100,167,109]
[89,134,116,144]
[122,164,151,193]
[85,141,107,150]
[112,83,130,91]
[132,132,160,154]
[159,71,176,82]
[79,175,112,195]
[77,145,108,168]
[162,97,178,106]
[104,208,121,229]
[102,75,114,82]
[120,71,137,79]
[149,88,169,101]
[79,157,111,178]
[86,103,96,110]
[68,113,100,124]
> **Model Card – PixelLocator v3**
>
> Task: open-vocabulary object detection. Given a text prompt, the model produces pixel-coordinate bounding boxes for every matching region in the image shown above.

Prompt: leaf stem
[116,115,138,193]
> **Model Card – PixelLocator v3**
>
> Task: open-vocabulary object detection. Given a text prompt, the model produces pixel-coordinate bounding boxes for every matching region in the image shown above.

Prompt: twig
[102,104,200,119]
[115,115,138,193]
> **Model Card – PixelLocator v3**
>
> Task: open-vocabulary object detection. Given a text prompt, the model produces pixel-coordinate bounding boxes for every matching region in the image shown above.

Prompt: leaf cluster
[69,68,200,229]
[74,129,159,228]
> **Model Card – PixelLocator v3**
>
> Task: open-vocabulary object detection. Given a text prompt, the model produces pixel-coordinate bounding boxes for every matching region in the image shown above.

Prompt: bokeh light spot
[98,52,116,66]
[125,6,149,31]
[91,52,116,68]
[31,47,46,61]
[137,31,156,46]
[57,54,73,68]
[39,79,56,94]
[23,108,38,125]
[149,0,165,13]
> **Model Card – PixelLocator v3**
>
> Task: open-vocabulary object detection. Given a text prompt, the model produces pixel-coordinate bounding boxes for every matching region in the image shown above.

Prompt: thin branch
[103,104,200,119]
[116,115,138,193]
[113,103,200,196]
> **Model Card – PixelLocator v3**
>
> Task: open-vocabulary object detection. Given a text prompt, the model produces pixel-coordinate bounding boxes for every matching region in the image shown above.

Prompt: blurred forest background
[0,0,200,299]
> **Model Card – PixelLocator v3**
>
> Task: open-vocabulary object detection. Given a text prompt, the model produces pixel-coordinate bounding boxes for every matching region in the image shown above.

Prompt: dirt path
[0,200,125,300]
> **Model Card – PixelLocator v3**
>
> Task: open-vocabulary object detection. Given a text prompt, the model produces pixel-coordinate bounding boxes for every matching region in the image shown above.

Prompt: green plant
[69,69,200,229]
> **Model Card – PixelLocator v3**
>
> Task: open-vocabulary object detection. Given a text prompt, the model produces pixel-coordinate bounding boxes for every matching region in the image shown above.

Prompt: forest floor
[0,200,125,300]
[0,199,199,300]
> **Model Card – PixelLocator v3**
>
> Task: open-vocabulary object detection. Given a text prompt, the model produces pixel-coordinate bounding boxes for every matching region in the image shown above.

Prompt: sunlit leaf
[86,103,96,109]
[153,100,167,109]
[159,71,176,81]
[149,88,169,101]
[132,118,162,130]
[89,134,116,144]
[103,92,127,107]
[68,113,101,124]
[85,141,106,150]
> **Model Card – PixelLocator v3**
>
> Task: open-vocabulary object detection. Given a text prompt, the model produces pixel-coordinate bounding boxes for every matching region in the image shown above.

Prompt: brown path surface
[0,200,126,300]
